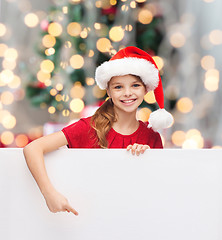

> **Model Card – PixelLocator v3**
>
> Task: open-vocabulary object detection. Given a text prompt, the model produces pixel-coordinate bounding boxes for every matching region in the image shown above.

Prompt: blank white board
[0,149,222,240]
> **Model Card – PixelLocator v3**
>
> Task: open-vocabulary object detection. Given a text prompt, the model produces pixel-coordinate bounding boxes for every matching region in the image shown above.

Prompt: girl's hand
[127,143,150,156]
[43,189,79,215]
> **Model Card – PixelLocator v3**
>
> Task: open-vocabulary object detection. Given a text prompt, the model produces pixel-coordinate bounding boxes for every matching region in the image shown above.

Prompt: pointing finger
[65,204,79,216]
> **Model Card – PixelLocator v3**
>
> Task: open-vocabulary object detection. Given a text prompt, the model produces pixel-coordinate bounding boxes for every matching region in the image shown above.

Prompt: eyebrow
[111,80,141,86]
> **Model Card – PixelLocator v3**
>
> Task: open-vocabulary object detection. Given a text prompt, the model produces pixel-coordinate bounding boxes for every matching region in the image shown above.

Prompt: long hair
[90,98,116,148]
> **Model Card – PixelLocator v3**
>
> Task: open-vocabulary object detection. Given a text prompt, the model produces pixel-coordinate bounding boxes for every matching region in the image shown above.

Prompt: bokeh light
[130,1,136,8]
[15,134,29,147]
[0,131,14,145]
[96,38,112,52]
[67,22,82,36]
[2,59,16,70]
[0,69,14,83]
[86,77,95,85]
[109,26,124,42]
[40,59,54,73]
[201,55,215,70]
[144,91,156,104]
[170,32,186,48]
[171,130,186,147]
[176,97,193,113]
[56,83,63,91]
[70,54,84,69]
[70,82,85,98]
[45,48,55,56]
[153,56,164,70]
[137,107,151,122]
[8,75,21,88]
[93,86,107,98]
[1,114,16,129]
[42,34,56,48]
[70,98,85,113]
[138,9,153,24]
[1,91,14,105]
[37,71,51,82]
[209,29,222,45]
[0,23,7,37]
[4,48,18,61]
[204,69,219,92]
[24,13,39,28]
[48,106,56,114]
[0,43,8,57]
[48,22,63,37]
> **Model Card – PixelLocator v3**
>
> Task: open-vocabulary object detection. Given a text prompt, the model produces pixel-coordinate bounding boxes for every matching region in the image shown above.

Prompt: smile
[120,99,137,105]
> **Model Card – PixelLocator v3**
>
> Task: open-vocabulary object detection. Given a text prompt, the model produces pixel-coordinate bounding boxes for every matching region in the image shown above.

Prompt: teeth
[122,100,134,103]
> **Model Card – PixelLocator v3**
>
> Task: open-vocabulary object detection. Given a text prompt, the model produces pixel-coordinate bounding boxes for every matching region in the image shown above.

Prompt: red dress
[62,117,163,149]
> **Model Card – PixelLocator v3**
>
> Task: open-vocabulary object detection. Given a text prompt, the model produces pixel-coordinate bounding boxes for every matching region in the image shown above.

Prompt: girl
[23,46,173,216]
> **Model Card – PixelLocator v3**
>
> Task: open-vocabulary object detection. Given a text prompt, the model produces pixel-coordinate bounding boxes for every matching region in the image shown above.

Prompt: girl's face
[107,74,147,115]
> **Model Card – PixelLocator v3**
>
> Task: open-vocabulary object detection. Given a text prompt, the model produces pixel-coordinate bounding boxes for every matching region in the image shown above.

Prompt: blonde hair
[90,98,116,148]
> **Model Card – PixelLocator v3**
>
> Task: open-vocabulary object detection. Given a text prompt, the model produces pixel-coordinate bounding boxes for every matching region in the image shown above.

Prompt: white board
[1,149,222,240]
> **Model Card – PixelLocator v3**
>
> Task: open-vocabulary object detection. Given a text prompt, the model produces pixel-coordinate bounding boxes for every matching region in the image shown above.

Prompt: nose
[123,87,132,97]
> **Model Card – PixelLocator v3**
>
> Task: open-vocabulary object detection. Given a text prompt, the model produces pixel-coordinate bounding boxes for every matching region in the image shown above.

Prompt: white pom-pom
[148,109,174,132]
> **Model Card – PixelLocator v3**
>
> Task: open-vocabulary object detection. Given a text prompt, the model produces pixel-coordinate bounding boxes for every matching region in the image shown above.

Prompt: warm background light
[40,59,54,73]
[67,22,82,36]
[201,55,215,70]
[15,134,29,147]
[0,23,7,37]
[138,9,153,24]
[1,114,16,129]
[176,97,193,113]
[153,56,164,70]
[109,26,124,42]
[70,98,85,113]
[1,91,14,105]
[37,71,51,82]
[70,54,84,69]
[0,69,14,84]
[144,91,156,104]
[171,130,186,147]
[42,34,56,48]
[24,13,39,28]
[96,38,112,52]
[4,48,18,61]
[48,22,63,37]
[170,32,186,48]
[0,43,8,57]
[93,86,107,98]
[209,29,222,45]
[8,75,21,88]
[137,107,151,122]
[0,131,14,145]
[70,83,85,99]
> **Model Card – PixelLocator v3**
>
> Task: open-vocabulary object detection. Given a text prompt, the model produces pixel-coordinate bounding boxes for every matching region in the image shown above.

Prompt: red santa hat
[95,46,173,131]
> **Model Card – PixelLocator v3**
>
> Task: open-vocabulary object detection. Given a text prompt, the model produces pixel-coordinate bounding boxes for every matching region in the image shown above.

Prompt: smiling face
[107,74,147,116]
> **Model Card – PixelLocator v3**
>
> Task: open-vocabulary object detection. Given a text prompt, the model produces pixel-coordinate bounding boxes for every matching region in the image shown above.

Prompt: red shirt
[62,117,163,149]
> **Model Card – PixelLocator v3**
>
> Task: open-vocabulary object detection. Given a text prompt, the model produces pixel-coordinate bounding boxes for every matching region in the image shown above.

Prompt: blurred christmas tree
[26,0,166,122]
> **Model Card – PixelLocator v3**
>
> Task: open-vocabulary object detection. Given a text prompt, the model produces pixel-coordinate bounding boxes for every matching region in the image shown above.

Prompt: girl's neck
[112,109,139,135]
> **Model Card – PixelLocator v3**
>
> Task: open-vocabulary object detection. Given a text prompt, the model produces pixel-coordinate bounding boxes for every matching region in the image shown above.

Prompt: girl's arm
[23,131,78,215]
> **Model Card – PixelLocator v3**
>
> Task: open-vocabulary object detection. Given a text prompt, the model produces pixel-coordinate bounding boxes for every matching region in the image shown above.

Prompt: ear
[107,89,111,98]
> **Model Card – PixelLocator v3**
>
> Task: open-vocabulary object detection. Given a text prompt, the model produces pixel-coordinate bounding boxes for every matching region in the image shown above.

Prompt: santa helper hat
[95,46,173,132]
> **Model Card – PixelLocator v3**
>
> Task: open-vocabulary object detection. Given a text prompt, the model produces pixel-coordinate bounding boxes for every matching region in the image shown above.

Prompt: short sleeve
[153,132,163,148]
[61,118,90,148]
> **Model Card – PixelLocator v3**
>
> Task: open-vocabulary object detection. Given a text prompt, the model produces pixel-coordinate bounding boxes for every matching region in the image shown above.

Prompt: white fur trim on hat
[95,57,159,91]
[148,108,174,132]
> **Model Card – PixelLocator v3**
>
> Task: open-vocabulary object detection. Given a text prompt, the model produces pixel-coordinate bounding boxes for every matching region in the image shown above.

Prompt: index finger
[66,205,79,216]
